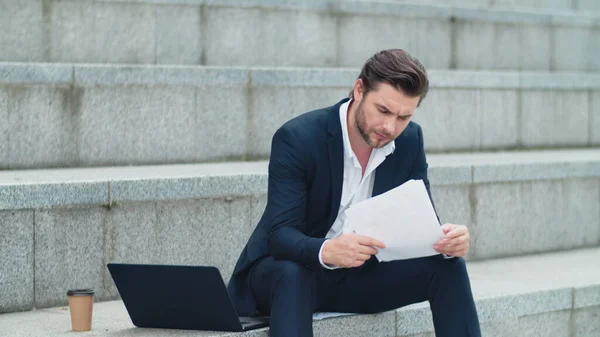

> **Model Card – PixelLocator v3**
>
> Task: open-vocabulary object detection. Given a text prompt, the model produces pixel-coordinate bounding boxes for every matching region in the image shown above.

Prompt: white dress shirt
[318,99,395,269]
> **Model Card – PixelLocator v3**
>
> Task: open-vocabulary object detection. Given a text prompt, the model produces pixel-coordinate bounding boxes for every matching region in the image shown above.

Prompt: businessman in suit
[228,49,481,337]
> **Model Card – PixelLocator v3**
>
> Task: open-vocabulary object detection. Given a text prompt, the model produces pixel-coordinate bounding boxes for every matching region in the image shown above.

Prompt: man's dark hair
[350,49,429,106]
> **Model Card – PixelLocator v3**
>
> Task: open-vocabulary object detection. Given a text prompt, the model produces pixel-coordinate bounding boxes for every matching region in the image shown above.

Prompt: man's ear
[353,79,365,102]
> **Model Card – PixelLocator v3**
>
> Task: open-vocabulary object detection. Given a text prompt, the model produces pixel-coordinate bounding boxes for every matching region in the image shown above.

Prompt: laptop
[107,263,269,332]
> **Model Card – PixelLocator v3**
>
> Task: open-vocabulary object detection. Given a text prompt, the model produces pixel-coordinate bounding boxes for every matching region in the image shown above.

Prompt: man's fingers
[446,240,468,250]
[441,223,455,234]
[444,246,463,255]
[356,235,386,249]
[434,238,469,255]
[435,236,463,246]
[435,246,457,255]
[439,245,467,255]
[356,253,372,261]
[435,228,469,257]
[445,226,467,239]
[443,236,469,247]
[357,245,378,256]
[350,260,365,268]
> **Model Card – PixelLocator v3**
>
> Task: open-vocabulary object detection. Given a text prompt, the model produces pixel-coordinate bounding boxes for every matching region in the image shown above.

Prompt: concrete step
[362,0,600,12]
[1,0,599,71]
[0,247,598,337]
[1,63,599,169]
[0,149,598,314]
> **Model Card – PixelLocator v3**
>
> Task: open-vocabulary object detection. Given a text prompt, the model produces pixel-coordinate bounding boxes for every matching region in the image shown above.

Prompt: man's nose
[382,118,395,135]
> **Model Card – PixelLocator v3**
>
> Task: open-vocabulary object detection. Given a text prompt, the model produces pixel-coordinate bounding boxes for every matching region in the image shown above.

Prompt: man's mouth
[374,132,389,140]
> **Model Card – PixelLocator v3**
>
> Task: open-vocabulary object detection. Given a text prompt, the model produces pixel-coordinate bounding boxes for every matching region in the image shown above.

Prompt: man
[228,49,481,337]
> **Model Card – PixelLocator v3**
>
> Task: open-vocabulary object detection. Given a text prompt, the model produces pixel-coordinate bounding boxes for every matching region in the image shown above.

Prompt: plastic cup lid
[67,289,94,296]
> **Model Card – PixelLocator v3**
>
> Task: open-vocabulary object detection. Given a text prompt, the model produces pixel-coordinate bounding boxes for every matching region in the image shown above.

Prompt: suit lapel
[327,133,344,225]
[326,99,347,227]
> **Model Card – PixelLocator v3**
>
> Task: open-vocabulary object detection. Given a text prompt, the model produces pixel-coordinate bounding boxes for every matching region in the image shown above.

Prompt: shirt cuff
[442,254,454,259]
[318,240,339,270]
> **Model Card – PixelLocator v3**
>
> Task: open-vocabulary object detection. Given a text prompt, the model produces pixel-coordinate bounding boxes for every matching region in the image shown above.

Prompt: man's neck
[347,100,373,174]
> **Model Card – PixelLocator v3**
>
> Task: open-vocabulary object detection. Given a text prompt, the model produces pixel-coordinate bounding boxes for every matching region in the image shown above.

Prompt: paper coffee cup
[67,289,94,332]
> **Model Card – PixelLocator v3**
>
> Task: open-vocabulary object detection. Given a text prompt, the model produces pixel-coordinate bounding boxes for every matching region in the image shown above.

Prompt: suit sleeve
[266,125,326,269]
[407,125,439,222]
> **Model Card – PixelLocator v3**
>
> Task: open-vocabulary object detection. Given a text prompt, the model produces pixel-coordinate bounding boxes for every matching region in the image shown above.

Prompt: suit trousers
[248,254,481,337]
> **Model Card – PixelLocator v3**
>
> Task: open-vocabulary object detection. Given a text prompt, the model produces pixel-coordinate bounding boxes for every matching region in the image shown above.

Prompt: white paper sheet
[345,179,445,261]
[312,312,356,320]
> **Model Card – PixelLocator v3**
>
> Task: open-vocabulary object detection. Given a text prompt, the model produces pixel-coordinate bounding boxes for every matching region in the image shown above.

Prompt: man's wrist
[319,240,338,270]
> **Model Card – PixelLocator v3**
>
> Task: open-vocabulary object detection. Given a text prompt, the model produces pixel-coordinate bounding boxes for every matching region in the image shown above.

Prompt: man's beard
[355,102,392,149]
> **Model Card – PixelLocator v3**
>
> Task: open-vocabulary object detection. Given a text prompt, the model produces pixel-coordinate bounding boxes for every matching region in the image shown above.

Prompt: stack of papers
[345,179,445,262]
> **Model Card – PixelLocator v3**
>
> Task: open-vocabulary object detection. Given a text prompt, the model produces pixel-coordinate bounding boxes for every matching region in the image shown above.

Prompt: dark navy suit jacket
[227,98,435,316]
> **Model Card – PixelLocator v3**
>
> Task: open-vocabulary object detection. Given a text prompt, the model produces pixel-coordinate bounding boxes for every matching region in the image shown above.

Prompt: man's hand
[434,224,470,257]
[321,233,386,268]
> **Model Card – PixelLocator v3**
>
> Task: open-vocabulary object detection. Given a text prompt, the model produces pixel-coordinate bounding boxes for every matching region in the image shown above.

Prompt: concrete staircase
[360,0,600,12]
[0,0,599,336]
[0,150,599,336]
[1,0,599,70]
[1,248,599,337]
[1,63,599,169]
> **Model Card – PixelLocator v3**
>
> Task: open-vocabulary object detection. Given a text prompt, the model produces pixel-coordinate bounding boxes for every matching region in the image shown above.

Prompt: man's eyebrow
[374,103,392,113]
[375,103,412,118]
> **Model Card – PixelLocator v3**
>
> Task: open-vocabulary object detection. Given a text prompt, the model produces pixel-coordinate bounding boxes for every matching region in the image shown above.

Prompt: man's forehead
[370,84,420,111]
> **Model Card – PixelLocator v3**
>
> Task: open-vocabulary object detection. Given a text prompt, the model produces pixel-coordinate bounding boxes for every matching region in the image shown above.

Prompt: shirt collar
[339,99,395,161]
